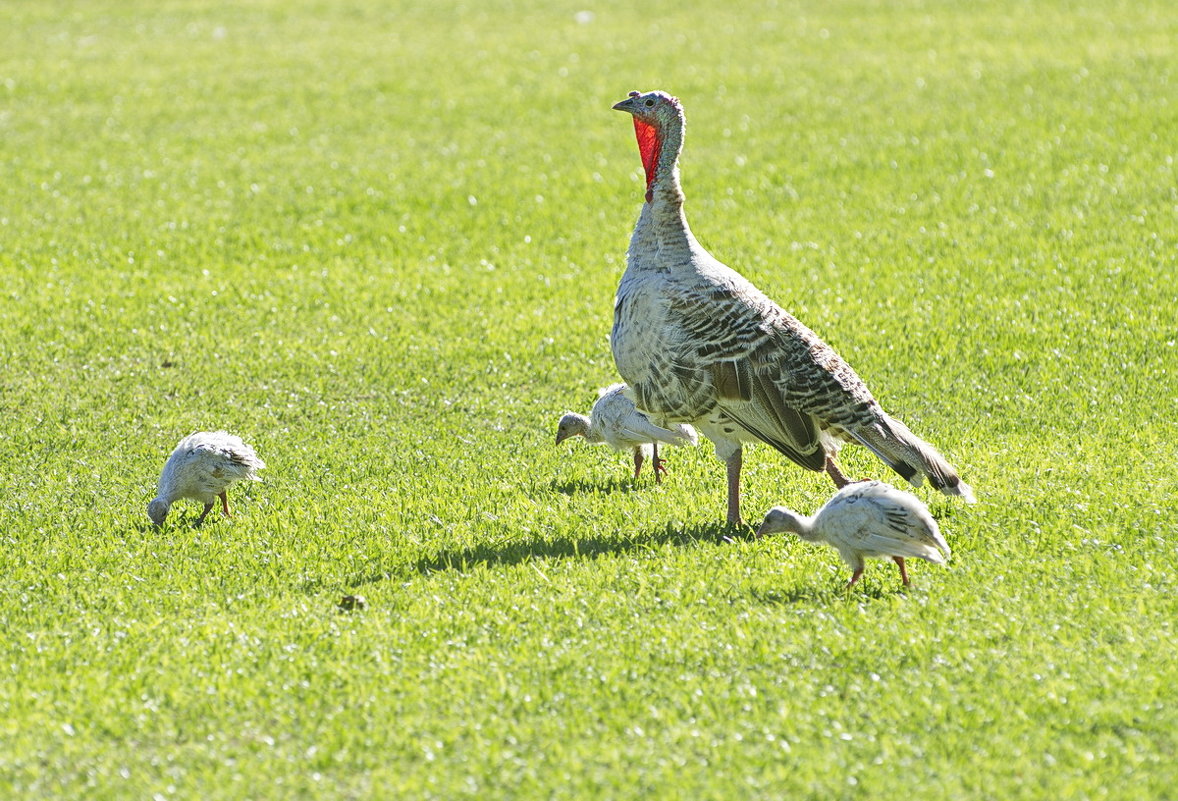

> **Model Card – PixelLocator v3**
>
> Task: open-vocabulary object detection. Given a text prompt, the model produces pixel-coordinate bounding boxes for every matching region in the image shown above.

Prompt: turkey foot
[846,567,865,588]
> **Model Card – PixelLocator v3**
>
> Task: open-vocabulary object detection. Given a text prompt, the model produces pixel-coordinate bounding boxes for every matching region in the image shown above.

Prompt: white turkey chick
[147,431,265,525]
[556,383,697,482]
[756,480,951,588]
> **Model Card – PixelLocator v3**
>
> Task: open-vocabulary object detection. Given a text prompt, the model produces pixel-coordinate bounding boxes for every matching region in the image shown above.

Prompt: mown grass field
[2,0,1176,798]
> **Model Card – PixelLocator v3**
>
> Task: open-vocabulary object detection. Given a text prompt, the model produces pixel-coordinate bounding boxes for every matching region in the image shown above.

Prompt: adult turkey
[610,90,974,525]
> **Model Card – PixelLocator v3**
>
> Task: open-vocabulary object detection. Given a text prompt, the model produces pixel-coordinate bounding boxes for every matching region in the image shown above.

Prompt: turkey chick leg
[195,502,215,526]
[893,556,910,586]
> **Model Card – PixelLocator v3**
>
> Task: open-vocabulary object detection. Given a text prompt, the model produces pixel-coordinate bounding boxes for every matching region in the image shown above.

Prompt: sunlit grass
[1,0,1176,798]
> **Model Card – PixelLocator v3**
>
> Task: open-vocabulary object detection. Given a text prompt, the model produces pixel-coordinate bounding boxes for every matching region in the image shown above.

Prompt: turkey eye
[644,98,655,107]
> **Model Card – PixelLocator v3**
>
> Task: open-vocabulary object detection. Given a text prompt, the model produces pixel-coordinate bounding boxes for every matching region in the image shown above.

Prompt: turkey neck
[578,414,605,444]
[156,461,179,500]
[645,115,699,260]
[790,514,821,542]
[798,520,821,542]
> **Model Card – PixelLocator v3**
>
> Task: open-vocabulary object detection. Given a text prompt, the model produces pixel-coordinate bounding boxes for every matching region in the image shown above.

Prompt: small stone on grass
[338,595,367,611]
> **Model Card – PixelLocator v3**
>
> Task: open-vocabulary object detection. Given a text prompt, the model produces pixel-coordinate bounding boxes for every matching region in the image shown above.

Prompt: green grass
[2,0,1176,797]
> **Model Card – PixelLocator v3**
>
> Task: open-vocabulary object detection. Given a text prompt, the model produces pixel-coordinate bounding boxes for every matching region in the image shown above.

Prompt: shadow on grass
[316,521,757,594]
[292,521,758,597]
[409,520,752,576]
[134,511,223,533]
[748,585,832,605]
[546,477,646,496]
[748,581,897,605]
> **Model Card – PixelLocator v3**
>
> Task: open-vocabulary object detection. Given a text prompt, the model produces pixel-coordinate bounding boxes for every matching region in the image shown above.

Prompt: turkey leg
[652,442,667,484]
[195,502,215,526]
[893,556,910,586]
[824,457,853,488]
[726,447,743,526]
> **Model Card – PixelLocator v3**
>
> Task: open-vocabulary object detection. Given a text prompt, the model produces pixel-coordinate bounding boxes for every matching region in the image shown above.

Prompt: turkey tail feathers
[852,414,977,504]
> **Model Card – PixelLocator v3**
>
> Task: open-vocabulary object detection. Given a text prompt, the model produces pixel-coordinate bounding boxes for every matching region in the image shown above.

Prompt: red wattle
[633,118,661,198]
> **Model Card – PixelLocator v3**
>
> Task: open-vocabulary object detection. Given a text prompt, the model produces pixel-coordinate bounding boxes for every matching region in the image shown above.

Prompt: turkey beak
[555,431,567,445]
[612,97,638,113]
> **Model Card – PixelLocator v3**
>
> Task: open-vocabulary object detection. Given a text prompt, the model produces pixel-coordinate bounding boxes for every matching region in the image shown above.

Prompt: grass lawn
[1,0,1176,797]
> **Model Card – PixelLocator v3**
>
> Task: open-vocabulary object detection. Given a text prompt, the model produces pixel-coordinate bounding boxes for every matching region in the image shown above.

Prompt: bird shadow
[748,581,898,605]
[747,585,831,605]
[409,520,747,577]
[134,513,217,533]
[312,521,753,596]
[296,521,760,597]
[546,477,647,496]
